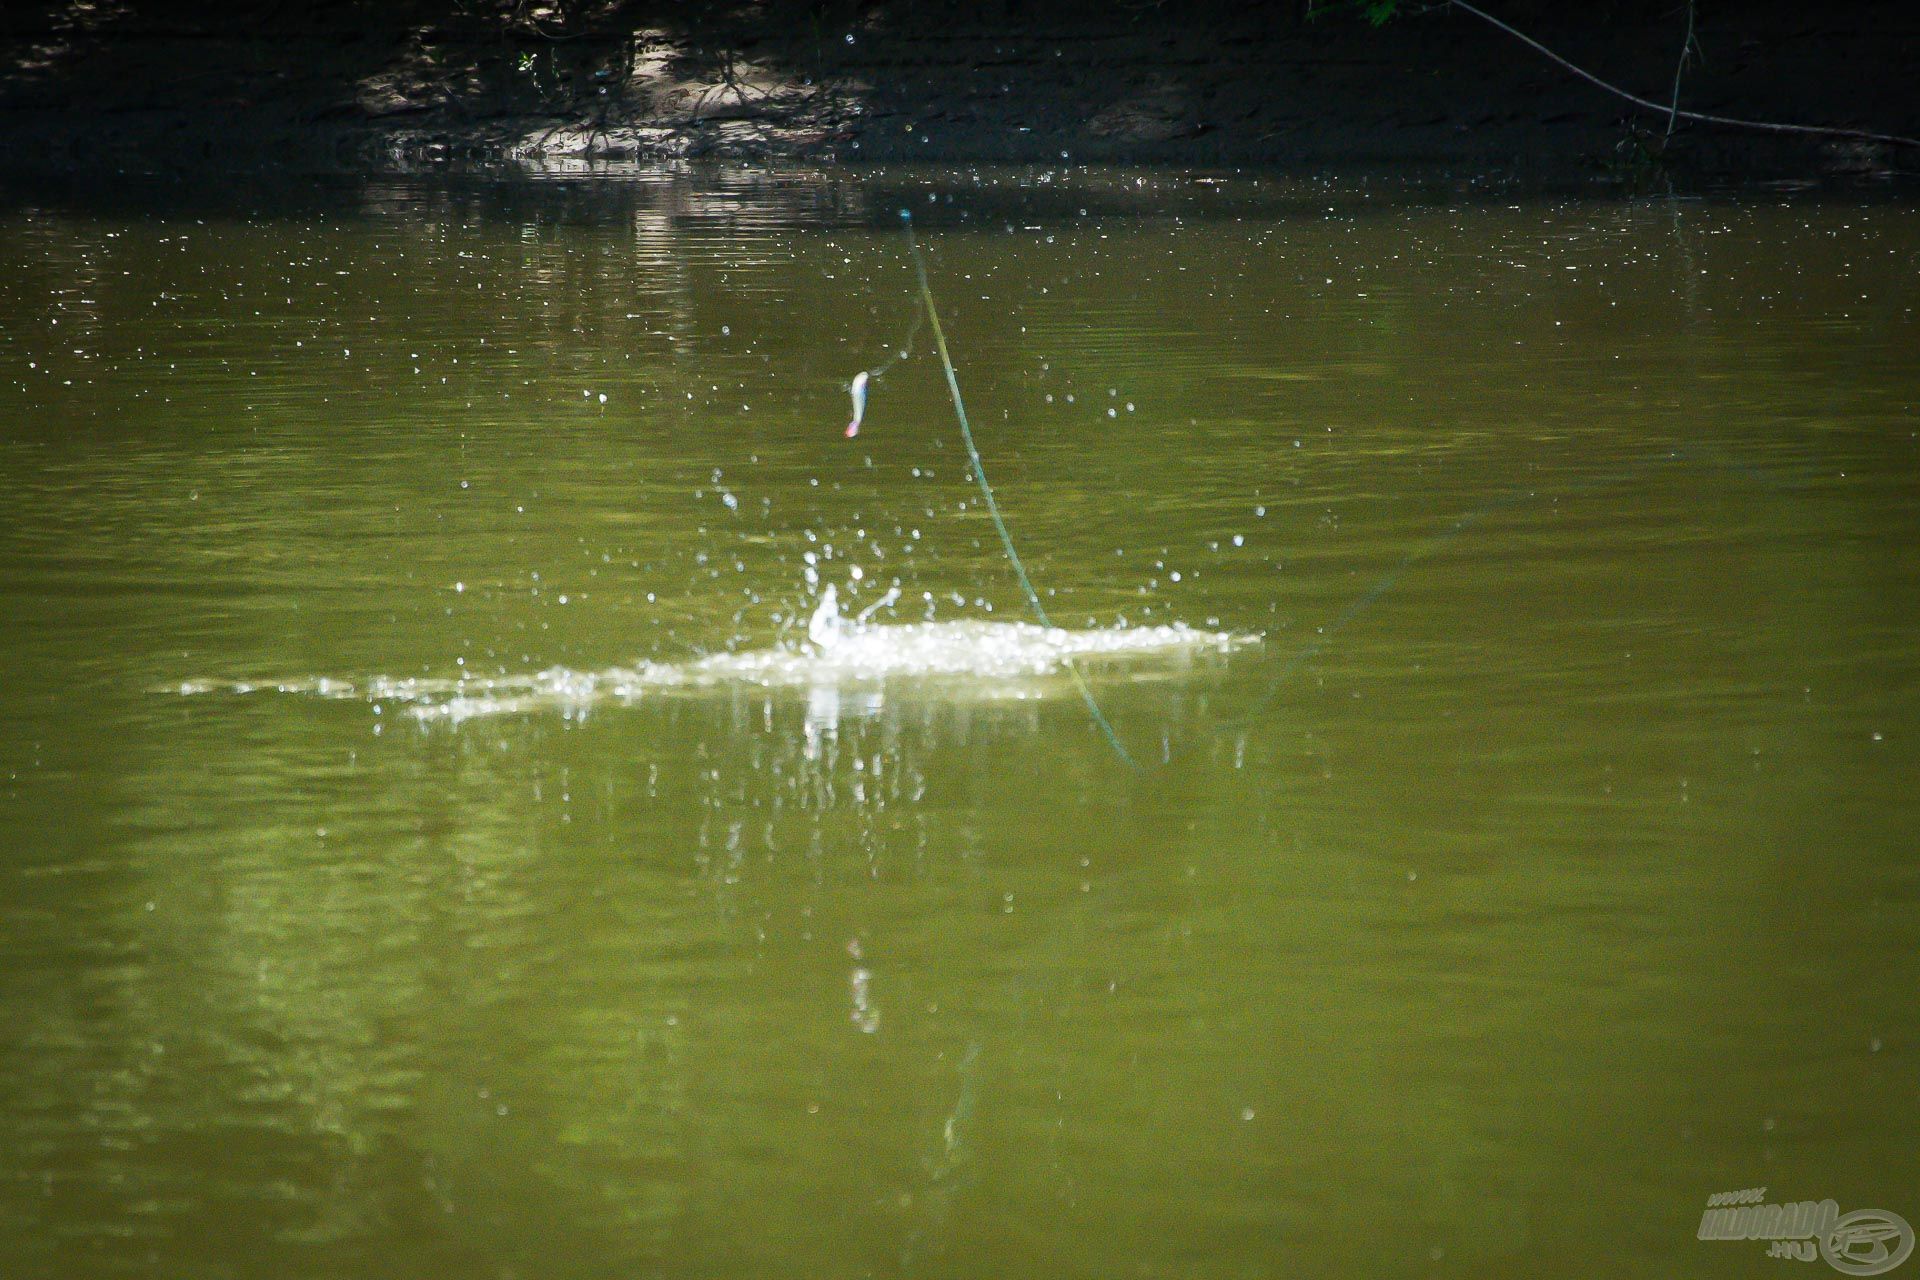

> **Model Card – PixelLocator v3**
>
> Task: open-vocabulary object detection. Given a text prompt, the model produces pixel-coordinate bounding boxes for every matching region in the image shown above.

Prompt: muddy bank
[1,1,1916,178]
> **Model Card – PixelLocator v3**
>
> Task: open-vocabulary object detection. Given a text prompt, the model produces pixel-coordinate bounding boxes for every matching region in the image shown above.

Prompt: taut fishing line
[850,209,1139,767]
[846,207,1788,771]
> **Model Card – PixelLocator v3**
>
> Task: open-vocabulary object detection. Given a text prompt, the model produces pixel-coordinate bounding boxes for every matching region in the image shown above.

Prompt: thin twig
[1665,0,1697,140]
[1447,0,1920,150]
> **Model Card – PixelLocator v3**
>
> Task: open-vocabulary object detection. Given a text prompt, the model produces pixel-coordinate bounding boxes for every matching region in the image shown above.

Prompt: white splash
[166,589,1254,724]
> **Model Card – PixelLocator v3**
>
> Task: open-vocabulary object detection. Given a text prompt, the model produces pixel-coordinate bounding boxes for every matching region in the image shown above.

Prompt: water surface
[2,169,1916,1278]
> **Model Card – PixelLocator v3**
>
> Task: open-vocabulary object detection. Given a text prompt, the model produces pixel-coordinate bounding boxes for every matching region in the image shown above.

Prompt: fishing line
[1205,495,1524,737]
[867,290,924,382]
[844,265,926,437]
[1202,442,1803,748]
[892,209,1141,768]
[856,210,1793,773]
[1202,190,1798,747]
[875,208,1555,769]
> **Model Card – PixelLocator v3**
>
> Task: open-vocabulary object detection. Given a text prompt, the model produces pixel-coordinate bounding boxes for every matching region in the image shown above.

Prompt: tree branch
[1446,0,1920,150]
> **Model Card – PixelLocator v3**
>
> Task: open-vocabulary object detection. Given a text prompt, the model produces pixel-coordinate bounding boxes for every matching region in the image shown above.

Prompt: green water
[1,170,1916,1278]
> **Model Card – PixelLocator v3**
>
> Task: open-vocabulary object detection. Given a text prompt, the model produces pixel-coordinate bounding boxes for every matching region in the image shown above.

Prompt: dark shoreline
[2,1,1917,181]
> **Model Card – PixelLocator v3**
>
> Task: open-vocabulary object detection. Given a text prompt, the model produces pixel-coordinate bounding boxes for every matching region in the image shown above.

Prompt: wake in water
[166,587,1252,725]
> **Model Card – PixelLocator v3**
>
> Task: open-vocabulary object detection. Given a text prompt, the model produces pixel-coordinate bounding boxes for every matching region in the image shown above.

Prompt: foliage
[1306,0,1410,25]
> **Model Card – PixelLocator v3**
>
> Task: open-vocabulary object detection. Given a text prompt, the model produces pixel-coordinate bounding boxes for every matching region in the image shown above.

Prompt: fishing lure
[844,370,870,438]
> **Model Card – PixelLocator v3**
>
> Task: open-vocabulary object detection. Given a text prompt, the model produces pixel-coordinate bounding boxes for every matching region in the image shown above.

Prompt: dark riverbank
[2,0,1917,178]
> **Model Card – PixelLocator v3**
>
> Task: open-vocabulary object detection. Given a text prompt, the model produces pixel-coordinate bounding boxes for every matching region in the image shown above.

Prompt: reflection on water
[1,168,1916,1279]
